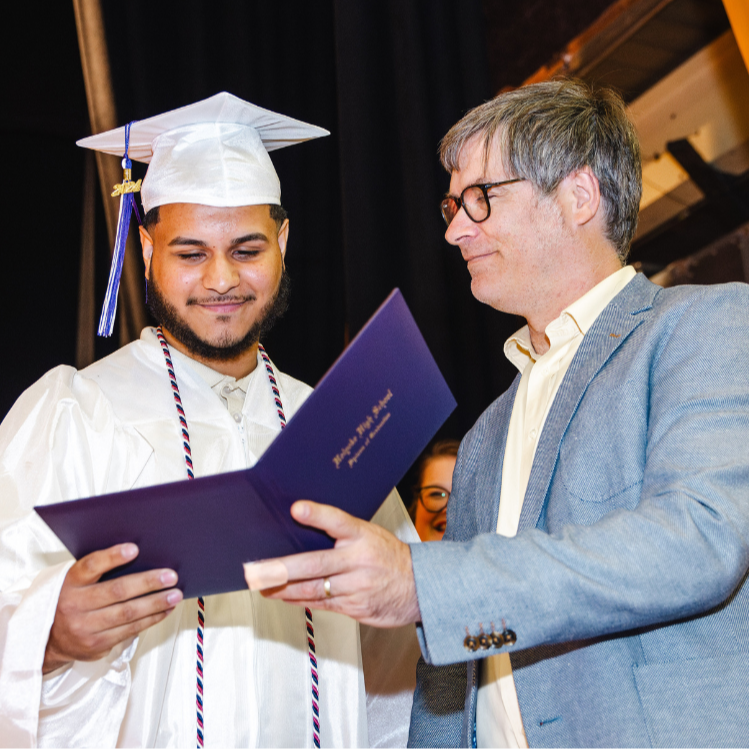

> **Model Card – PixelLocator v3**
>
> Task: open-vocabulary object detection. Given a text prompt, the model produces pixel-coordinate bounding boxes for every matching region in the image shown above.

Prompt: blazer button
[464,634,479,652]
[490,631,504,649]
[503,629,517,646]
[478,632,491,650]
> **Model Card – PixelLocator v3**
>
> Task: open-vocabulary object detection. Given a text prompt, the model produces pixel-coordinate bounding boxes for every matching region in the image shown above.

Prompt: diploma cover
[36,290,456,598]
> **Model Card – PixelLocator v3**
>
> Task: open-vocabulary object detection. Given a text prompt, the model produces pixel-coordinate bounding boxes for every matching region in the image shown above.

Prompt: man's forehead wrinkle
[452,134,513,192]
[450,148,482,193]
[448,161,493,196]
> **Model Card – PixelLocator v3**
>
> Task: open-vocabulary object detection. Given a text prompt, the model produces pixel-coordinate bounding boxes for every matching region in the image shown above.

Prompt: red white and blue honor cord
[156,328,320,748]
[259,344,321,747]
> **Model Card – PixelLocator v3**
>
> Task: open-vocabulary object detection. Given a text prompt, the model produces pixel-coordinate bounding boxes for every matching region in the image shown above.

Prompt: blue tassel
[97,122,141,337]
[98,186,135,336]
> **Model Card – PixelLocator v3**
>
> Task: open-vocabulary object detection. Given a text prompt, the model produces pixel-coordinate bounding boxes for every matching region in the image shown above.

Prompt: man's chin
[184,322,250,350]
[190,336,254,357]
[166,325,261,363]
[148,270,291,363]
[203,340,256,359]
[470,278,499,306]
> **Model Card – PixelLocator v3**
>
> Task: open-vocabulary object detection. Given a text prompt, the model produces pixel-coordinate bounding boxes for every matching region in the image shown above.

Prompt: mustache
[186,294,257,306]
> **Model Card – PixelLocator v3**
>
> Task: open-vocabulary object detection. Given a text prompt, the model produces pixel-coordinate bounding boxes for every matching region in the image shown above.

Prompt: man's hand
[43,543,183,674]
[245,501,421,628]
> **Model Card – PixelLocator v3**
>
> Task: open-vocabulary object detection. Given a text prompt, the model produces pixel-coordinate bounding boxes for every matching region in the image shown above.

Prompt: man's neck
[160,327,260,378]
[525,256,623,355]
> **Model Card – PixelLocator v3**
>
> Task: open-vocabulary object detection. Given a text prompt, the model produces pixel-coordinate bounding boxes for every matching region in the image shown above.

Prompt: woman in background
[409,439,459,542]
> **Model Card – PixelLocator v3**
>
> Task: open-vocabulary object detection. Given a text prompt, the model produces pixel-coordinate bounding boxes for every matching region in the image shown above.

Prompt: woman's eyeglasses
[416,485,450,513]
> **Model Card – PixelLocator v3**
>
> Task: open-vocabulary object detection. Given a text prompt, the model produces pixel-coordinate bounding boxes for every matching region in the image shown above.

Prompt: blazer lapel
[478,375,521,535]
[517,274,659,532]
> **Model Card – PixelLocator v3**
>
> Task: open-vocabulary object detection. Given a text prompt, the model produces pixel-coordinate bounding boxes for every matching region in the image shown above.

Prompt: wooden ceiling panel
[488,0,732,100]
[483,0,748,278]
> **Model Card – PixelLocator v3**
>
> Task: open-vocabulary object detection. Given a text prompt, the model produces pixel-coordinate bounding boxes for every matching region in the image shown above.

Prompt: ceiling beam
[667,138,749,221]
[722,0,749,73]
[630,171,749,268]
[648,218,749,285]
[522,0,675,87]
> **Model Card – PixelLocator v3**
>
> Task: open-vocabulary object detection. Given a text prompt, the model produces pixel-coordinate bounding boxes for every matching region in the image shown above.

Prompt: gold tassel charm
[112,165,142,197]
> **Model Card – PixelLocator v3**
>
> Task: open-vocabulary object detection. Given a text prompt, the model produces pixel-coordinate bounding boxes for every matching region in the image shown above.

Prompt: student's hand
[245,501,421,628]
[43,543,182,674]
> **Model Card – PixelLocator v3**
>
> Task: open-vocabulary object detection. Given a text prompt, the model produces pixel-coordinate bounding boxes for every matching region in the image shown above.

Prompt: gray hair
[440,79,642,261]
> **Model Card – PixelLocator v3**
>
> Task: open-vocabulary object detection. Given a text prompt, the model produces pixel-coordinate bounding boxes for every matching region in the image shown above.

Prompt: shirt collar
[504,265,636,373]
[166,345,257,394]
[564,264,636,335]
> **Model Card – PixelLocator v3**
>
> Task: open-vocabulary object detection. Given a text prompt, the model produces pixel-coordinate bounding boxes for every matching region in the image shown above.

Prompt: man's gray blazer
[408,274,749,748]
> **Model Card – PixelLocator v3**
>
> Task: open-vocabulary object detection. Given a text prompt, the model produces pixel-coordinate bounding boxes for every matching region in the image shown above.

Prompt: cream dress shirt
[476,265,636,748]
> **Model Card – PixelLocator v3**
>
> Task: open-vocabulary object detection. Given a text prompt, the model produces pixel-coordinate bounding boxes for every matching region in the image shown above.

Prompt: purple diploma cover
[35,290,457,598]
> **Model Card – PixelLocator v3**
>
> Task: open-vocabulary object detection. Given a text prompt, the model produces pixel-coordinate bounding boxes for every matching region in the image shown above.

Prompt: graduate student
[0,93,418,747]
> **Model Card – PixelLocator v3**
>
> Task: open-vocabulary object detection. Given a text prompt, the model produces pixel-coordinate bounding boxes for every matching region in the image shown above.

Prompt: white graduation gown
[0,327,419,748]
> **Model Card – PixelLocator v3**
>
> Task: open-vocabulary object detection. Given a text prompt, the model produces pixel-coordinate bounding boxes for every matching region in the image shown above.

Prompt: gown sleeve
[360,488,422,748]
[0,366,152,747]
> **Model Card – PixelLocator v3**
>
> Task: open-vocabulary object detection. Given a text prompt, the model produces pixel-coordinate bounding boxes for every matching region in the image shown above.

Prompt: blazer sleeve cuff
[411,539,516,667]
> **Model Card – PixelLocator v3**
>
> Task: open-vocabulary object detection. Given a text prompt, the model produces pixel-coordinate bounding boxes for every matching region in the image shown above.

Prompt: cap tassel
[97,122,142,337]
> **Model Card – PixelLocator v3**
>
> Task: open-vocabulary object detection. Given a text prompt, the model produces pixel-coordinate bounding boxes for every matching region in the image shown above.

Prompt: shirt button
[529,428,537,440]
[222,385,232,396]
[233,412,242,423]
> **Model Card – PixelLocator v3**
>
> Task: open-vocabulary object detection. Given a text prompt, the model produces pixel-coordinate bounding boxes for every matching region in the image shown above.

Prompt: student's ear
[277,218,289,259]
[140,225,155,278]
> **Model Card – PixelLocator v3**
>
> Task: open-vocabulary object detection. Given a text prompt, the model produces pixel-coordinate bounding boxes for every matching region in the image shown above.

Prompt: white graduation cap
[76,92,329,336]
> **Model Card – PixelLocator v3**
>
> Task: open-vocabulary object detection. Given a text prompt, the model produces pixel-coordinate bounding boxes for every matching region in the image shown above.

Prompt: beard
[146,269,291,362]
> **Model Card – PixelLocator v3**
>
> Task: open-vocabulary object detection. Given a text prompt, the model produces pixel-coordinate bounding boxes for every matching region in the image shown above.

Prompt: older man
[253,80,749,747]
[0,93,417,747]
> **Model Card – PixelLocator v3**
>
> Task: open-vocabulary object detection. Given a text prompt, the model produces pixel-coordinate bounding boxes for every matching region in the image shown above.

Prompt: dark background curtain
[2,2,90,421]
[2,1,525,458]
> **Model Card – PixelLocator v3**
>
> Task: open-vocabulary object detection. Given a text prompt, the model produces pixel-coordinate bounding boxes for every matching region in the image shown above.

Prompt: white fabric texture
[142,123,281,213]
[360,498,422,749]
[76,92,329,164]
[74,92,330,213]
[476,265,636,749]
[0,327,418,748]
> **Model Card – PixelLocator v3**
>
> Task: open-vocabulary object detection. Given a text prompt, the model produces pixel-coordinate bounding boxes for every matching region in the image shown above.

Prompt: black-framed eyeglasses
[416,485,450,513]
[440,178,525,227]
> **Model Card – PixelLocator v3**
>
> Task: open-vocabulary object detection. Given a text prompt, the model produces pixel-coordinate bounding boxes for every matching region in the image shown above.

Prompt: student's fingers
[65,543,140,586]
[46,582,183,671]
[84,568,180,609]
[54,605,181,664]
[89,587,184,632]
